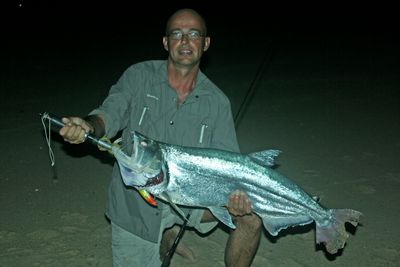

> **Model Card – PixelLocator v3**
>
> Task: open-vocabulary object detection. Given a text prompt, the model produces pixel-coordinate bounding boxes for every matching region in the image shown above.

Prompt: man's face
[163,11,210,67]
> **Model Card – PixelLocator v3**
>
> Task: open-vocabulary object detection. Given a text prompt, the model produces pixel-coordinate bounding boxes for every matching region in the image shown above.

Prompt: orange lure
[138,189,157,206]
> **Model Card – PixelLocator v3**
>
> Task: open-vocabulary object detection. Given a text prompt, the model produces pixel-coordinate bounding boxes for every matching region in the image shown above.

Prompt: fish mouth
[138,170,164,188]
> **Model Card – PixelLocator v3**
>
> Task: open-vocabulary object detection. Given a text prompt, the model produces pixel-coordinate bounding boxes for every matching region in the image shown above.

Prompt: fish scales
[163,144,320,216]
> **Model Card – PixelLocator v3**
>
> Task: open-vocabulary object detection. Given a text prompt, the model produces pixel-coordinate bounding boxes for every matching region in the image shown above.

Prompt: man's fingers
[236,192,245,211]
[59,117,88,143]
[63,126,83,143]
[227,190,252,216]
[238,193,252,214]
[61,117,71,124]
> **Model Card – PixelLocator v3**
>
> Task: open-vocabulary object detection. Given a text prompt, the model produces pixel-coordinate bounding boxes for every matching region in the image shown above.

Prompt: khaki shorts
[111,204,217,266]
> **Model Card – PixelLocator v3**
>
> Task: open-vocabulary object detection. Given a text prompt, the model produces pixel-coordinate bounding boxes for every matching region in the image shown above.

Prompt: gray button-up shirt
[90,60,239,242]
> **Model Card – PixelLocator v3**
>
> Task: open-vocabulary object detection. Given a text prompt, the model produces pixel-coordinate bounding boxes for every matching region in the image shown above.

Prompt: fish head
[117,131,164,189]
[132,131,161,170]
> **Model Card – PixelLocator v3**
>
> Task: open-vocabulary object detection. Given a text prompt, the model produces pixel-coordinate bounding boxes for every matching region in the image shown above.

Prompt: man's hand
[226,190,252,216]
[59,117,94,144]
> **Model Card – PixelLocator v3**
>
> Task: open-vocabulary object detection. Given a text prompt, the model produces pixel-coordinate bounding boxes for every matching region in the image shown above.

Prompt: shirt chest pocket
[132,93,164,138]
[177,114,214,147]
[139,93,162,124]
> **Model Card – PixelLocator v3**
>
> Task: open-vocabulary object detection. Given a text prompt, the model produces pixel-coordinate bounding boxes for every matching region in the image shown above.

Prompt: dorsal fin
[248,149,281,167]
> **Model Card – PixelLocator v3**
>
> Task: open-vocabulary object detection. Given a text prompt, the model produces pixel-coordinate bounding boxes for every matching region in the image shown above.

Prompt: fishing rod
[161,42,274,266]
[40,112,157,206]
[161,213,191,267]
[40,112,112,150]
[234,41,274,128]
[40,112,188,264]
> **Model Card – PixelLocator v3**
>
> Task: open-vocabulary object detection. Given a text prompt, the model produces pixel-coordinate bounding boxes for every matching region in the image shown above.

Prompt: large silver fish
[115,131,362,254]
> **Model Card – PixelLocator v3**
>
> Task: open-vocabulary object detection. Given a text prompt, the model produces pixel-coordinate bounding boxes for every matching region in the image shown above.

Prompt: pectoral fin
[209,207,236,229]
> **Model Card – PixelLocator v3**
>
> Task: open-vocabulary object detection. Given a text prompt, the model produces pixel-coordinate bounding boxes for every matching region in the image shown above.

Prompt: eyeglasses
[167,30,205,41]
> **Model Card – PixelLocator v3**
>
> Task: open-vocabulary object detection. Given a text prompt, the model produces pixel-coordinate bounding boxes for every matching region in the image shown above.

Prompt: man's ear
[203,36,210,51]
[162,37,168,51]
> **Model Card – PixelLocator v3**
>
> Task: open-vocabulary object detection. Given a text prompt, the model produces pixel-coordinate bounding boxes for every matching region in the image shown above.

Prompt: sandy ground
[1,9,399,267]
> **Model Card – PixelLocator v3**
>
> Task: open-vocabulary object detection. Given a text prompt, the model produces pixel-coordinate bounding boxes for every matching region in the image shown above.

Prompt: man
[59,8,261,266]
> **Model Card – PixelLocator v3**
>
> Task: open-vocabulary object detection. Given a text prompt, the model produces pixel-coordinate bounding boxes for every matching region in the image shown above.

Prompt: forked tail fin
[316,209,362,254]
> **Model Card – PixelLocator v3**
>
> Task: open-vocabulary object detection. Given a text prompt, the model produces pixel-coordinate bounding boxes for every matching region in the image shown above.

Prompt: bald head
[165,9,207,36]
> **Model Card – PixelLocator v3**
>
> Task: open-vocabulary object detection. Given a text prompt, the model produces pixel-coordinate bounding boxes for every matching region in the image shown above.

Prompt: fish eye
[140,141,148,147]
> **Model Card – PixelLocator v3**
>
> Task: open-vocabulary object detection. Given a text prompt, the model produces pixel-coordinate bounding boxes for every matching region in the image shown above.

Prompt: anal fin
[209,207,236,229]
[262,215,313,236]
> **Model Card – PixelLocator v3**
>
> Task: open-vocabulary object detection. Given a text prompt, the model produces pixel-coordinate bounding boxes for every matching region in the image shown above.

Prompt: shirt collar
[157,60,212,97]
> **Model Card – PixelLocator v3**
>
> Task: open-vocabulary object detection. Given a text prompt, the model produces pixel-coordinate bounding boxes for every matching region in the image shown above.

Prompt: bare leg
[225,213,262,267]
[202,210,262,267]
[159,225,196,262]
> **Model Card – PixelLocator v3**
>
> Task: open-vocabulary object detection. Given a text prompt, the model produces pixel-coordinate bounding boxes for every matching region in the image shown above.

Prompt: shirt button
[169,120,174,125]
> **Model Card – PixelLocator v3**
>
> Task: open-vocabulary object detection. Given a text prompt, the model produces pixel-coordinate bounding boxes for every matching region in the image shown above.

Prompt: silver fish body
[116,131,362,254]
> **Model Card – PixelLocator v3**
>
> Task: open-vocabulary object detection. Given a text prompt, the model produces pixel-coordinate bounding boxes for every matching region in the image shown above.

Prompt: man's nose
[180,33,190,42]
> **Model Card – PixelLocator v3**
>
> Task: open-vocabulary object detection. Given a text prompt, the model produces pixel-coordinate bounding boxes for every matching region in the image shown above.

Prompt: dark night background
[1,1,399,266]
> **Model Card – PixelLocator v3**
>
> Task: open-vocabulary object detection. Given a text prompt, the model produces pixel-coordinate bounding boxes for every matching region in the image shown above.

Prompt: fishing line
[41,113,56,167]
[41,112,59,181]
[234,41,274,129]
